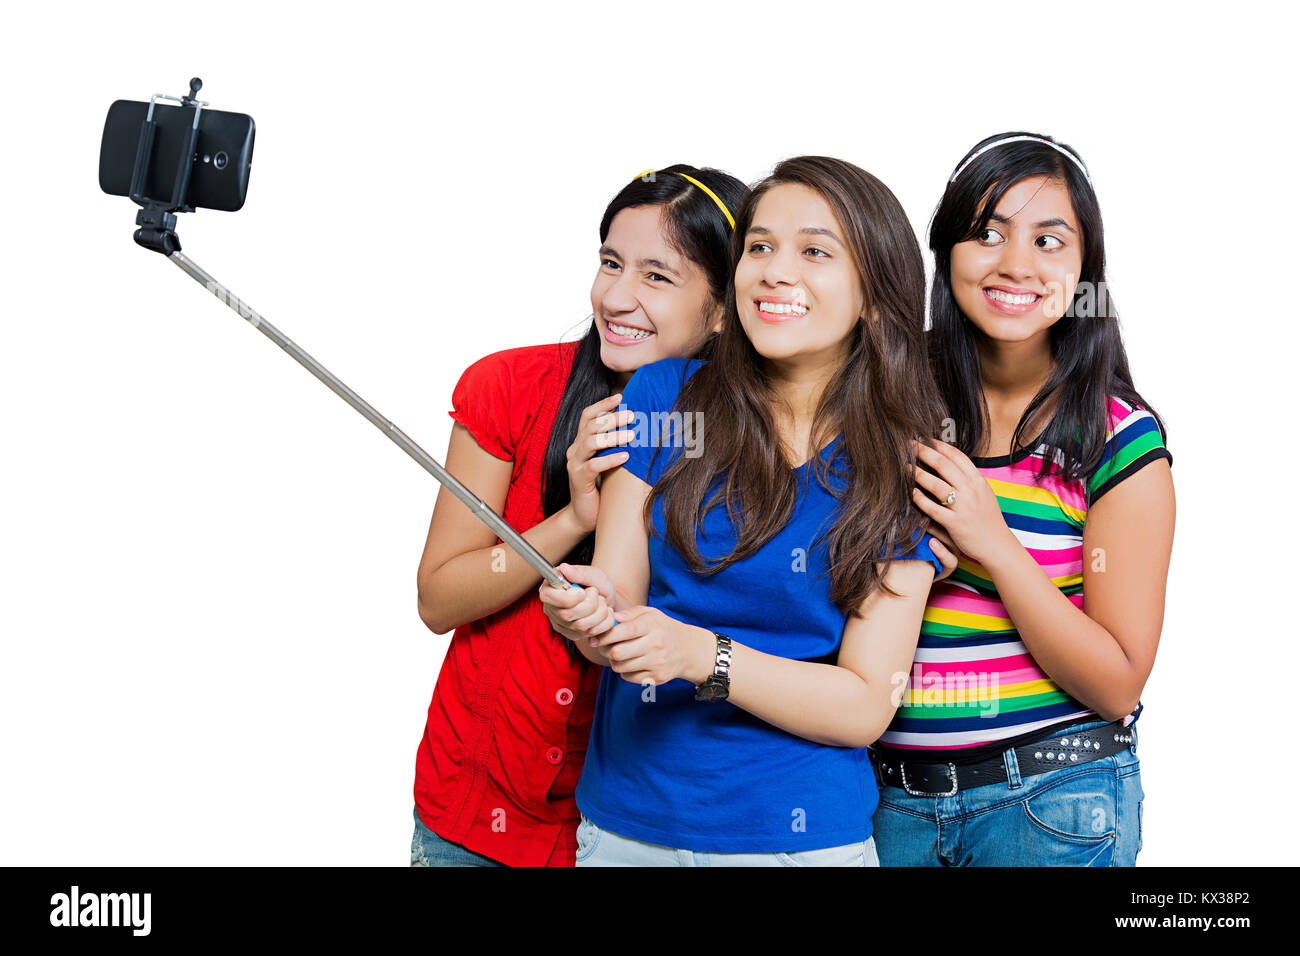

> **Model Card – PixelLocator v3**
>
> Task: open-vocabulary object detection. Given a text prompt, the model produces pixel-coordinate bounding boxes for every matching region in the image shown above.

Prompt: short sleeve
[1086,399,1172,506]
[888,530,946,579]
[448,347,559,462]
[595,358,700,485]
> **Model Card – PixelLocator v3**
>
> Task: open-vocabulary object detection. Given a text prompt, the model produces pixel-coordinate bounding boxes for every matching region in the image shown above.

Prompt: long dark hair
[647,156,946,612]
[541,165,746,567]
[929,131,1167,482]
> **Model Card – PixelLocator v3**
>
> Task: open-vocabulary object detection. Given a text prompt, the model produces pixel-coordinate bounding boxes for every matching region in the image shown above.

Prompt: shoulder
[449,341,579,461]
[454,341,579,416]
[631,355,705,385]
[623,356,705,407]
[1103,395,1153,430]
[1086,395,1171,506]
[603,358,706,484]
[1100,395,1169,458]
[458,341,578,392]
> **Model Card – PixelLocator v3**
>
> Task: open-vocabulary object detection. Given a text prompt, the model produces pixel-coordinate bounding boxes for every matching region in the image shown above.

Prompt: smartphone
[99,99,255,212]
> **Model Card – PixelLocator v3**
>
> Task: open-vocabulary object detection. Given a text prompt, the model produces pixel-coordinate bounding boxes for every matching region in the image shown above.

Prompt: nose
[600,269,639,315]
[997,241,1035,284]
[760,246,800,288]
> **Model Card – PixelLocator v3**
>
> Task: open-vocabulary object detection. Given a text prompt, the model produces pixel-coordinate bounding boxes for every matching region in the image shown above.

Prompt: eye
[601,258,621,271]
[804,246,829,258]
[747,241,772,255]
[1036,235,1064,251]
[976,227,1004,245]
[646,272,670,283]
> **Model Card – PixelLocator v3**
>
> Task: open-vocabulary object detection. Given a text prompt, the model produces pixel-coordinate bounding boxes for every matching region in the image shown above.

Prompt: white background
[1,0,1294,865]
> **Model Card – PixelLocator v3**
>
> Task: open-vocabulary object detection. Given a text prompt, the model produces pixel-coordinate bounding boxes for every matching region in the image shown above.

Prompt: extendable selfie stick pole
[125,78,574,592]
[169,253,574,591]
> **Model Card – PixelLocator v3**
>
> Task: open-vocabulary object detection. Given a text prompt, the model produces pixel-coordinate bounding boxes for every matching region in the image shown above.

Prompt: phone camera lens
[214,151,229,170]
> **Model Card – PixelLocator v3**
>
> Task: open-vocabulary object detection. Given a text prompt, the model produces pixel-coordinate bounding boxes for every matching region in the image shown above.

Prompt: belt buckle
[900,761,958,797]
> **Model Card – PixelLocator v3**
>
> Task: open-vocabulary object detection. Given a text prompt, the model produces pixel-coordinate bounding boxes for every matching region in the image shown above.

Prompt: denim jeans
[575,814,879,867]
[409,805,507,867]
[872,718,1143,867]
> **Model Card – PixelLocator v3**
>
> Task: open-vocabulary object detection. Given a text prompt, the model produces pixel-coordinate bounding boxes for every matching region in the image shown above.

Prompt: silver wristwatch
[694,632,732,702]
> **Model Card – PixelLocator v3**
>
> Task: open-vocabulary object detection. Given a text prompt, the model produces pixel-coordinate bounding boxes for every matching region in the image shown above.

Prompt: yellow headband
[629,168,735,230]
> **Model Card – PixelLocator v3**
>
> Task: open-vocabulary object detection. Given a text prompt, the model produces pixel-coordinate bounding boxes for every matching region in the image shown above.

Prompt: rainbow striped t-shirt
[877,396,1172,752]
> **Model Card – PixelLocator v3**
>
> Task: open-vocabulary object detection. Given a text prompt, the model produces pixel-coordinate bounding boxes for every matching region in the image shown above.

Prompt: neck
[976,329,1054,405]
[763,345,846,437]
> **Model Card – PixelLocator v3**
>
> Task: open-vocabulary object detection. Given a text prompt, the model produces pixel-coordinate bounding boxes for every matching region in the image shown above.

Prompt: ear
[707,300,725,335]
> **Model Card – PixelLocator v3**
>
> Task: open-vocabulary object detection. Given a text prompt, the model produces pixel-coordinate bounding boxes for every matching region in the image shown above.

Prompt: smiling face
[733,183,865,372]
[589,205,722,384]
[950,175,1084,348]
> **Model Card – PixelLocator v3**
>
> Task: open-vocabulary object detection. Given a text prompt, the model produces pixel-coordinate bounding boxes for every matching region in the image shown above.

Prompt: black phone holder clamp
[129,77,208,256]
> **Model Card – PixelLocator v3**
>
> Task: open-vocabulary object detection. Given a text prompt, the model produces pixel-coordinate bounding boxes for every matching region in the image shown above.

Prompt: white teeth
[607,322,653,339]
[757,301,808,316]
[985,289,1039,305]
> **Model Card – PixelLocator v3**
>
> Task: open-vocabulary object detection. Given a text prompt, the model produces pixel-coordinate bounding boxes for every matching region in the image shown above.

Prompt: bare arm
[642,559,939,748]
[419,388,635,635]
[536,464,652,664]
[415,424,590,634]
[911,438,1175,721]
[978,460,1175,720]
[578,466,950,747]
[590,466,652,610]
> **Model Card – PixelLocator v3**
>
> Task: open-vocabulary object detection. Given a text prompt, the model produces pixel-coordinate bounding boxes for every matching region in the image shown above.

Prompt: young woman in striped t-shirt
[870,133,1175,866]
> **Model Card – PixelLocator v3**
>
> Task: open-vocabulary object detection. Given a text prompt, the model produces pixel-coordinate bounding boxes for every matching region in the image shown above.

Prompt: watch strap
[694,632,732,701]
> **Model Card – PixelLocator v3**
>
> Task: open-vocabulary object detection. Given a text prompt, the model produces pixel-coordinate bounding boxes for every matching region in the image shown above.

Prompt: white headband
[949,136,1093,188]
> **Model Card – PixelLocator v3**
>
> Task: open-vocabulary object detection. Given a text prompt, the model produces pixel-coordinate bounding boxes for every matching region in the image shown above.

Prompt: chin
[750,342,807,363]
[598,343,640,373]
[976,320,1051,346]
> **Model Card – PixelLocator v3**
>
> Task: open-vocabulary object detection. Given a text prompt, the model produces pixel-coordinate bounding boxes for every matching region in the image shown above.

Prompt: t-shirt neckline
[969,427,1048,468]
[793,434,842,471]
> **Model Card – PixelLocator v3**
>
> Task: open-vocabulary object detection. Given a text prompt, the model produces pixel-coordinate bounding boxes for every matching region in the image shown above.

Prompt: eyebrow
[746,225,845,245]
[598,246,683,279]
[989,212,1078,235]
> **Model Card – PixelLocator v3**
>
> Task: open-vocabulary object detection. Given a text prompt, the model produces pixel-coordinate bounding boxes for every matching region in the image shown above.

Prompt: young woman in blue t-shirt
[412,165,746,866]
[539,156,958,865]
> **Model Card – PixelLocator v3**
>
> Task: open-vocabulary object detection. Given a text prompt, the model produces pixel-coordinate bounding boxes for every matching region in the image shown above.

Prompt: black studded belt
[869,719,1134,797]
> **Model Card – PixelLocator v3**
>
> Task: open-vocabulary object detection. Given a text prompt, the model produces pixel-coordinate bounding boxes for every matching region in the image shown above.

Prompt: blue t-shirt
[577,357,944,852]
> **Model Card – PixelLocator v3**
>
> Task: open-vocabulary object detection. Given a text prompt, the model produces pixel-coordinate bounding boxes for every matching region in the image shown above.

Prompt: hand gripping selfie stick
[120,78,574,591]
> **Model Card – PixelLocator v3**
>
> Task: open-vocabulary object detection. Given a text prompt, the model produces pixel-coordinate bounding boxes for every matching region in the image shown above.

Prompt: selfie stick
[125,79,574,592]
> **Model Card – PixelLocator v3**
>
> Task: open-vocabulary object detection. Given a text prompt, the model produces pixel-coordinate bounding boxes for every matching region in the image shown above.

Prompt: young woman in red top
[411,165,746,866]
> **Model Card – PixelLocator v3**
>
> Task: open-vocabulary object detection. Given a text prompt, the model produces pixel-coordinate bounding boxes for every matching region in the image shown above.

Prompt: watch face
[696,680,729,702]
